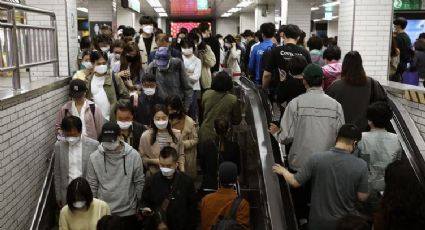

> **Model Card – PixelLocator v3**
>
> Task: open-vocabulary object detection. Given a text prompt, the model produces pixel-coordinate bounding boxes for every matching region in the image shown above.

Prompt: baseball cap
[303,63,323,83]
[69,79,87,98]
[154,47,170,68]
[100,122,120,142]
[337,124,362,141]
[219,162,238,185]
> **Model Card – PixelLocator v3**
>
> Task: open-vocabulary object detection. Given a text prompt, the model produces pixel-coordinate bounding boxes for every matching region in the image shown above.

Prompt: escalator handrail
[387,94,425,187]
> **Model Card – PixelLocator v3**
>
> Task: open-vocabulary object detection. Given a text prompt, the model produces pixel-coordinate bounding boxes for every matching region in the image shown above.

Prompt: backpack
[212,197,244,230]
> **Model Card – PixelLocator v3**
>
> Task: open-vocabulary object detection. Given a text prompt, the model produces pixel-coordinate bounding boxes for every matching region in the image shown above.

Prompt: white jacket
[183,55,202,91]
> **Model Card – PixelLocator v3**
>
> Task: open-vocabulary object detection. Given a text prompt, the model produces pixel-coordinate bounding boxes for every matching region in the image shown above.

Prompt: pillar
[240,12,255,32]
[254,4,275,31]
[287,0,311,36]
[338,0,393,81]
[117,5,136,28]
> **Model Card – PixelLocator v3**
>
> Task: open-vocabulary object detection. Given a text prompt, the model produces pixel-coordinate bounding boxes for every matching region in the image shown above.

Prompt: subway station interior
[0,0,425,230]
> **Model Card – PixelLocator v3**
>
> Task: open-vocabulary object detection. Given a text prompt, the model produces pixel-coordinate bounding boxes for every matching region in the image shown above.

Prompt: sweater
[59,198,110,230]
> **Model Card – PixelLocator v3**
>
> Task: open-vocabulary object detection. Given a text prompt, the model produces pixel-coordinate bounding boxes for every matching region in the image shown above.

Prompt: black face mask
[126,55,137,62]
[169,111,182,120]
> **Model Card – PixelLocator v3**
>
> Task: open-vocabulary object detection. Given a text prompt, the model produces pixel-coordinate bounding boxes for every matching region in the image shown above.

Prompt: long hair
[150,104,178,145]
[391,38,399,57]
[380,160,425,229]
[120,42,142,82]
[341,51,367,86]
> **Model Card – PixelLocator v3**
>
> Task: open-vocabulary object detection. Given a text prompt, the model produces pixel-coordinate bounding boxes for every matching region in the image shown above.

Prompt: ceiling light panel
[228,7,242,13]
[236,0,254,8]
[154,7,165,13]
[159,12,168,17]
[322,1,340,8]
[147,0,162,8]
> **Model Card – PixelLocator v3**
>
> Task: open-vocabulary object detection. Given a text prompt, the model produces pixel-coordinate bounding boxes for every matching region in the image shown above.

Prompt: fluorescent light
[158,13,168,17]
[77,7,88,13]
[322,1,340,7]
[311,7,319,11]
[236,0,254,8]
[275,17,281,22]
[221,12,232,17]
[154,7,165,13]
[228,7,242,13]
[147,0,162,8]
[313,19,321,22]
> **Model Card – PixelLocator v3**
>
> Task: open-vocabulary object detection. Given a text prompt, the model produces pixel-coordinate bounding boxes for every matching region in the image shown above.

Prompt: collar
[331,147,351,154]
[306,87,323,93]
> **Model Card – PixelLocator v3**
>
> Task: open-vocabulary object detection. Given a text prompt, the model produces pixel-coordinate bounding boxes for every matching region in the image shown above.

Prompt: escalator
[29,78,425,230]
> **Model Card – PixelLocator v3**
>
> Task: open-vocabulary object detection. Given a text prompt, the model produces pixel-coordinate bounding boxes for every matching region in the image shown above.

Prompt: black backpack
[212,197,244,230]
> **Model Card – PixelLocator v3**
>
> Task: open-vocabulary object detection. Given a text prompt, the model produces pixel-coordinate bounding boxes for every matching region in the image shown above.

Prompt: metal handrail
[0,0,59,90]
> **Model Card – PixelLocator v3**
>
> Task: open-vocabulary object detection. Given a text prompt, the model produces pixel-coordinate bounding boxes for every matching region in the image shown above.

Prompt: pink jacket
[56,99,104,140]
[322,61,342,90]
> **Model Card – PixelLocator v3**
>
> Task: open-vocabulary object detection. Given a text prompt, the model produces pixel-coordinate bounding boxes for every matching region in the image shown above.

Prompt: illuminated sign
[122,0,140,13]
[393,0,424,10]
[197,0,208,10]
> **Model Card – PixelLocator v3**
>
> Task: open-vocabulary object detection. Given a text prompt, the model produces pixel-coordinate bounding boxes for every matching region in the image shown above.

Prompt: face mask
[169,111,182,120]
[73,201,86,209]
[81,61,93,70]
[102,141,120,151]
[117,121,132,130]
[142,25,154,34]
[177,38,182,44]
[94,65,108,75]
[100,46,110,52]
[160,167,175,178]
[114,53,121,60]
[154,120,168,130]
[66,136,81,145]
[181,48,193,56]
[143,87,156,96]
[224,43,232,48]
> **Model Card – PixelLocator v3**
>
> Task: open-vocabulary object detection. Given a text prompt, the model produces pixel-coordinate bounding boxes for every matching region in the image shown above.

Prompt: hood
[98,141,133,175]
[322,62,342,78]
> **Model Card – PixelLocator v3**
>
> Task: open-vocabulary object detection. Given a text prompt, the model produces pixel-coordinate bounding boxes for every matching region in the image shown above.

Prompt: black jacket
[128,121,146,150]
[204,36,221,73]
[141,172,198,230]
[131,92,164,126]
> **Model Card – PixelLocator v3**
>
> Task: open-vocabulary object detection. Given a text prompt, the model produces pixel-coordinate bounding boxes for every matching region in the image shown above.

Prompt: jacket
[322,61,342,90]
[201,188,250,230]
[146,58,193,110]
[179,115,198,178]
[183,55,202,91]
[275,88,345,171]
[86,142,145,216]
[121,121,146,151]
[72,69,92,81]
[131,92,164,126]
[56,99,105,140]
[138,129,185,176]
[198,45,216,90]
[248,39,273,84]
[204,36,221,73]
[138,34,157,70]
[224,46,242,77]
[54,136,99,205]
[414,50,425,79]
[141,172,198,230]
[59,198,110,230]
[148,47,183,64]
[199,90,242,144]
[86,72,130,121]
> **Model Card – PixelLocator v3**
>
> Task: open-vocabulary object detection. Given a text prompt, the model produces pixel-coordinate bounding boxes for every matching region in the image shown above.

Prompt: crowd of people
[52,15,425,230]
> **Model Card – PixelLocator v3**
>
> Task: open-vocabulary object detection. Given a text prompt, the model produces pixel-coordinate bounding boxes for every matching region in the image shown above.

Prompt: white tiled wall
[217,18,239,36]
[338,0,393,81]
[0,84,69,229]
[287,0,311,36]
[240,12,255,32]
[88,0,113,22]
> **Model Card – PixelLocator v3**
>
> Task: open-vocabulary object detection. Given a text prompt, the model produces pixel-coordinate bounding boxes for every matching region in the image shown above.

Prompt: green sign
[393,0,423,10]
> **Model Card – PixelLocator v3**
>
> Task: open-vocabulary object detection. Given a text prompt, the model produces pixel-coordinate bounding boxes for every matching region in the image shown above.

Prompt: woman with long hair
[389,37,401,81]
[223,34,242,80]
[118,42,143,91]
[138,104,184,176]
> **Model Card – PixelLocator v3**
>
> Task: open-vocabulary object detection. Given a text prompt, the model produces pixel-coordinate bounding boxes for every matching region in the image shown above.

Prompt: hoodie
[322,61,342,90]
[86,142,145,216]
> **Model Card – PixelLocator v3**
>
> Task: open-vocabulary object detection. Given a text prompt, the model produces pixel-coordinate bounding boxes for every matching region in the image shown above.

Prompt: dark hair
[155,33,170,44]
[367,101,392,128]
[289,55,308,76]
[159,146,179,162]
[80,36,91,50]
[97,215,123,230]
[391,37,399,57]
[224,34,236,44]
[341,51,367,86]
[120,42,142,82]
[115,101,134,117]
[81,50,91,60]
[66,177,93,212]
[61,116,82,133]
[214,118,230,138]
[380,160,425,229]
[180,37,196,50]
[307,36,324,51]
[139,16,155,25]
[211,71,233,92]
[419,33,425,40]
[282,24,301,40]
[150,104,178,145]
[260,23,276,38]
[142,72,156,83]
[122,26,136,37]
[188,28,206,51]
[255,30,263,42]
[242,29,255,38]
[90,50,108,63]
[393,17,408,29]
[93,34,112,50]
[198,22,210,33]
[414,39,425,52]
[297,31,306,46]
[323,46,341,61]
[165,96,185,119]
[179,27,189,34]
[336,215,370,230]
[111,39,125,52]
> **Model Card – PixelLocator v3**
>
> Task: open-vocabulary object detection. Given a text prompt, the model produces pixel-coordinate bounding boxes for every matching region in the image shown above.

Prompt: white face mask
[160,167,176,178]
[177,38,182,44]
[73,201,86,209]
[102,141,120,151]
[94,65,108,75]
[82,61,93,69]
[142,25,154,34]
[114,53,121,60]
[117,121,132,130]
[143,87,156,96]
[66,136,81,145]
[181,48,193,56]
[154,120,168,130]
[100,46,110,52]
[224,43,232,48]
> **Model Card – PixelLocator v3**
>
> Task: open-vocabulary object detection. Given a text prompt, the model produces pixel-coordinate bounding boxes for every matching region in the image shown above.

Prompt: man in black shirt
[393,17,412,79]
[199,22,221,74]
[115,102,146,151]
[262,24,311,90]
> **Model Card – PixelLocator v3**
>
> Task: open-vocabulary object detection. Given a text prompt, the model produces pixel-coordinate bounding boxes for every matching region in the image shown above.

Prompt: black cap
[69,79,87,98]
[100,122,120,142]
[337,124,362,141]
[219,162,238,185]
